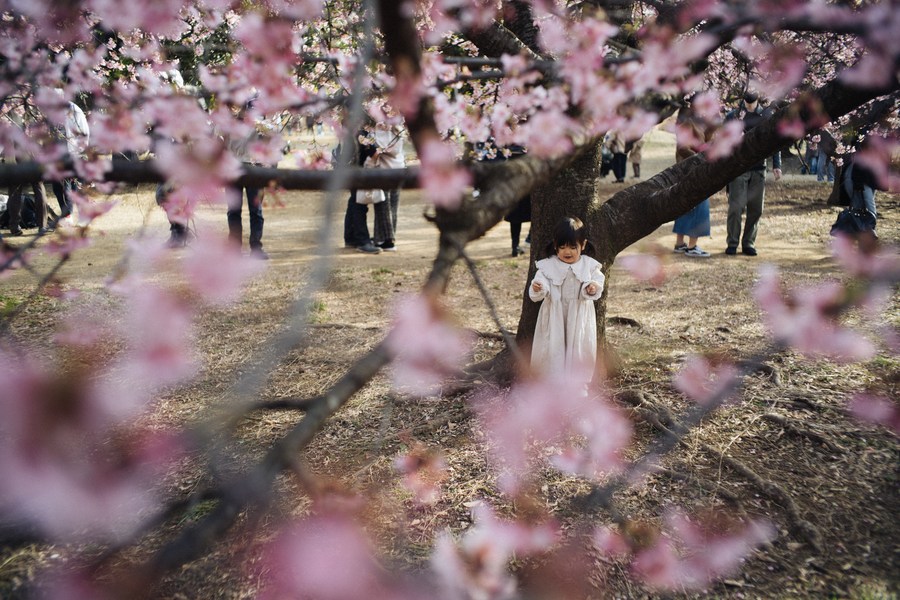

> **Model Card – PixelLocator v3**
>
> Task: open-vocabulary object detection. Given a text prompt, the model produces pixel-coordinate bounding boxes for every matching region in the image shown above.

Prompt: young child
[529,217,605,383]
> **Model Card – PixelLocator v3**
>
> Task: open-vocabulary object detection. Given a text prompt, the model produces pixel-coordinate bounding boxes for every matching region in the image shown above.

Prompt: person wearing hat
[723,91,782,256]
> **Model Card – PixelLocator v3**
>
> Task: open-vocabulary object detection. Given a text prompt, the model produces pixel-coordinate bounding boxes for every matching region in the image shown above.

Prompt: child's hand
[585,283,598,296]
[532,281,543,293]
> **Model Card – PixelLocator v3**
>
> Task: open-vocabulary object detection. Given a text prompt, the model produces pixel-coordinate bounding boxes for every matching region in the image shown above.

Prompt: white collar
[536,255,601,284]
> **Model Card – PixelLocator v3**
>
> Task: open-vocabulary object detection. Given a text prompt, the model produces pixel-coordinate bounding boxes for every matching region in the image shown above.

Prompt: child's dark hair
[544,216,595,256]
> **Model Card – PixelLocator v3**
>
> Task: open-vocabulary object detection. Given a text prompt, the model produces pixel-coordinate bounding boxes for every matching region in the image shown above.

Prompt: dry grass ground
[1,130,898,598]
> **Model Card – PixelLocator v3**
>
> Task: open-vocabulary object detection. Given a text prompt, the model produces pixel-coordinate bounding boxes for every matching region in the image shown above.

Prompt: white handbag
[357,189,385,204]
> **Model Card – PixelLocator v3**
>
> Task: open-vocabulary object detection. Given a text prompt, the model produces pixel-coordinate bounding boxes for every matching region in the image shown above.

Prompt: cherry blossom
[632,511,774,591]
[753,265,876,363]
[478,374,631,494]
[706,120,745,161]
[617,253,668,287]
[592,525,631,557]
[386,294,474,397]
[259,515,399,600]
[394,444,448,505]
[43,228,93,258]
[417,137,472,209]
[848,394,900,436]
[69,190,118,226]
[672,355,740,406]
[180,233,267,306]
[0,349,181,541]
[117,284,197,388]
[830,235,900,280]
[431,501,559,600]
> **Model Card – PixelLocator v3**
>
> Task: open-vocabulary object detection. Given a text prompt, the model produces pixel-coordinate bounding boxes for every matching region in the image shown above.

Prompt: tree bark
[515,143,609,359]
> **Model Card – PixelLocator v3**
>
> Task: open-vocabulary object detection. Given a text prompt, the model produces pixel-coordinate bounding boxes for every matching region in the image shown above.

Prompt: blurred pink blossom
[259,515,396,600]
[386,294,474,397]
[633,511,774,590]
[74,156,112,182]
[181,234,267,306]
[691,90,722,122]
[753,265,876,363]
[592,526,630,557]
[848,394,900,436]
[155,138,241,200]
[35,568,115,600]
[830,234,900,279]
[44,229,92,258]
[853,137,900,192]
[417,138,472,210]
[69,190,118,226]
[777,116,806,140]
[672,355,740,406]
[432,501,559,600]
[119,284,196,387]
[478,374,631,494]
[0,349,180,541]
[706,120,745,160]
[394,446,448,505]
[618,253,667,287]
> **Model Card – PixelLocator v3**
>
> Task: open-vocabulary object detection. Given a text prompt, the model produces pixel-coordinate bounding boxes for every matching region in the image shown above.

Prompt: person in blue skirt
[673,102,711,257]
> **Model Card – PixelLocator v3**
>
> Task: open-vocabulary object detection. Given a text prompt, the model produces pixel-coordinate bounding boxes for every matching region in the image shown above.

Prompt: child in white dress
[529,217,605,383]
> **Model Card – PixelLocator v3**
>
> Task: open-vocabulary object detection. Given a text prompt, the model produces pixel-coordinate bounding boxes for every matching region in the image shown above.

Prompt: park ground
[1,129,898,598]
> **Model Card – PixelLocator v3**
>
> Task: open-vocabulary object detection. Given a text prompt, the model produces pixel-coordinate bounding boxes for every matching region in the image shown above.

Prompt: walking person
[528,217,606,387]
[803,134,819,176]
[723,92,781,256]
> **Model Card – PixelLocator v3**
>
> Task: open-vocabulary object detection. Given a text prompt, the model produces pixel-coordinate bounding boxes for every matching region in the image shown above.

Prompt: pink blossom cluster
[259,514,411,600]
[431,501,559,600]
[626,511,775,591]
[477,374,632,495]
[672,355,740,407]
[386,294,474,396]
[394,444,448,505]
[753,265,876,363]
[0,347,183,542]
[416,137,473,209]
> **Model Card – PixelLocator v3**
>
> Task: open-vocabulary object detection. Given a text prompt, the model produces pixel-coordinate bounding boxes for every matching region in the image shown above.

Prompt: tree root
[700,441,823,552]
[616,388,823,552]
[760,413,846,453]
[738,359,781,385]
[607,315,643,330]
[653,467,744,508]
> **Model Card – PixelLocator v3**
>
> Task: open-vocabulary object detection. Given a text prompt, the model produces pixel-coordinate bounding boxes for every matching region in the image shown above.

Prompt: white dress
[529,255,605,382]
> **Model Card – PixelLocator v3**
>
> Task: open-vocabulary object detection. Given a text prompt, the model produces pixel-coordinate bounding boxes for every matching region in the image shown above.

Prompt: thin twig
[452,239,526,367]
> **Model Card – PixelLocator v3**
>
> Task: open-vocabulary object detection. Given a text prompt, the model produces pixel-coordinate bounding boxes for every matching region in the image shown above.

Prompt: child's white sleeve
[581,265,605,300]
[529,270,550,302]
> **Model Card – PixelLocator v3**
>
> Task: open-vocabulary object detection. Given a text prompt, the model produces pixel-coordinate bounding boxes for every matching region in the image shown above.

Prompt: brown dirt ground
[1,130,898,599]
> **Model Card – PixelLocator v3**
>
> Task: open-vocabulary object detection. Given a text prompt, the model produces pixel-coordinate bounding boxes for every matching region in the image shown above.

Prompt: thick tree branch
[0,159,422,189]
[598,79,899,257]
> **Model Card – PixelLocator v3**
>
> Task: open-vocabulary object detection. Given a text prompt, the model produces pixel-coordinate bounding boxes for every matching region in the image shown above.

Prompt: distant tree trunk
[515,142,609,360]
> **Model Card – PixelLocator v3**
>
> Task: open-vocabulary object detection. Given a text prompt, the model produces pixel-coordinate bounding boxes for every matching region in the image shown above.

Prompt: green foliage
[0,295,19,317]
[308,299,327,323]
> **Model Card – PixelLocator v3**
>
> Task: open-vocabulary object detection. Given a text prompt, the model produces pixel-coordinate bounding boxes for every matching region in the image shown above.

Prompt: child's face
[556,241,586,264]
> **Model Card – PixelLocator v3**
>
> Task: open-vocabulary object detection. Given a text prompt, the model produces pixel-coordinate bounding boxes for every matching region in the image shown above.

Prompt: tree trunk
[515,142,609,359]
